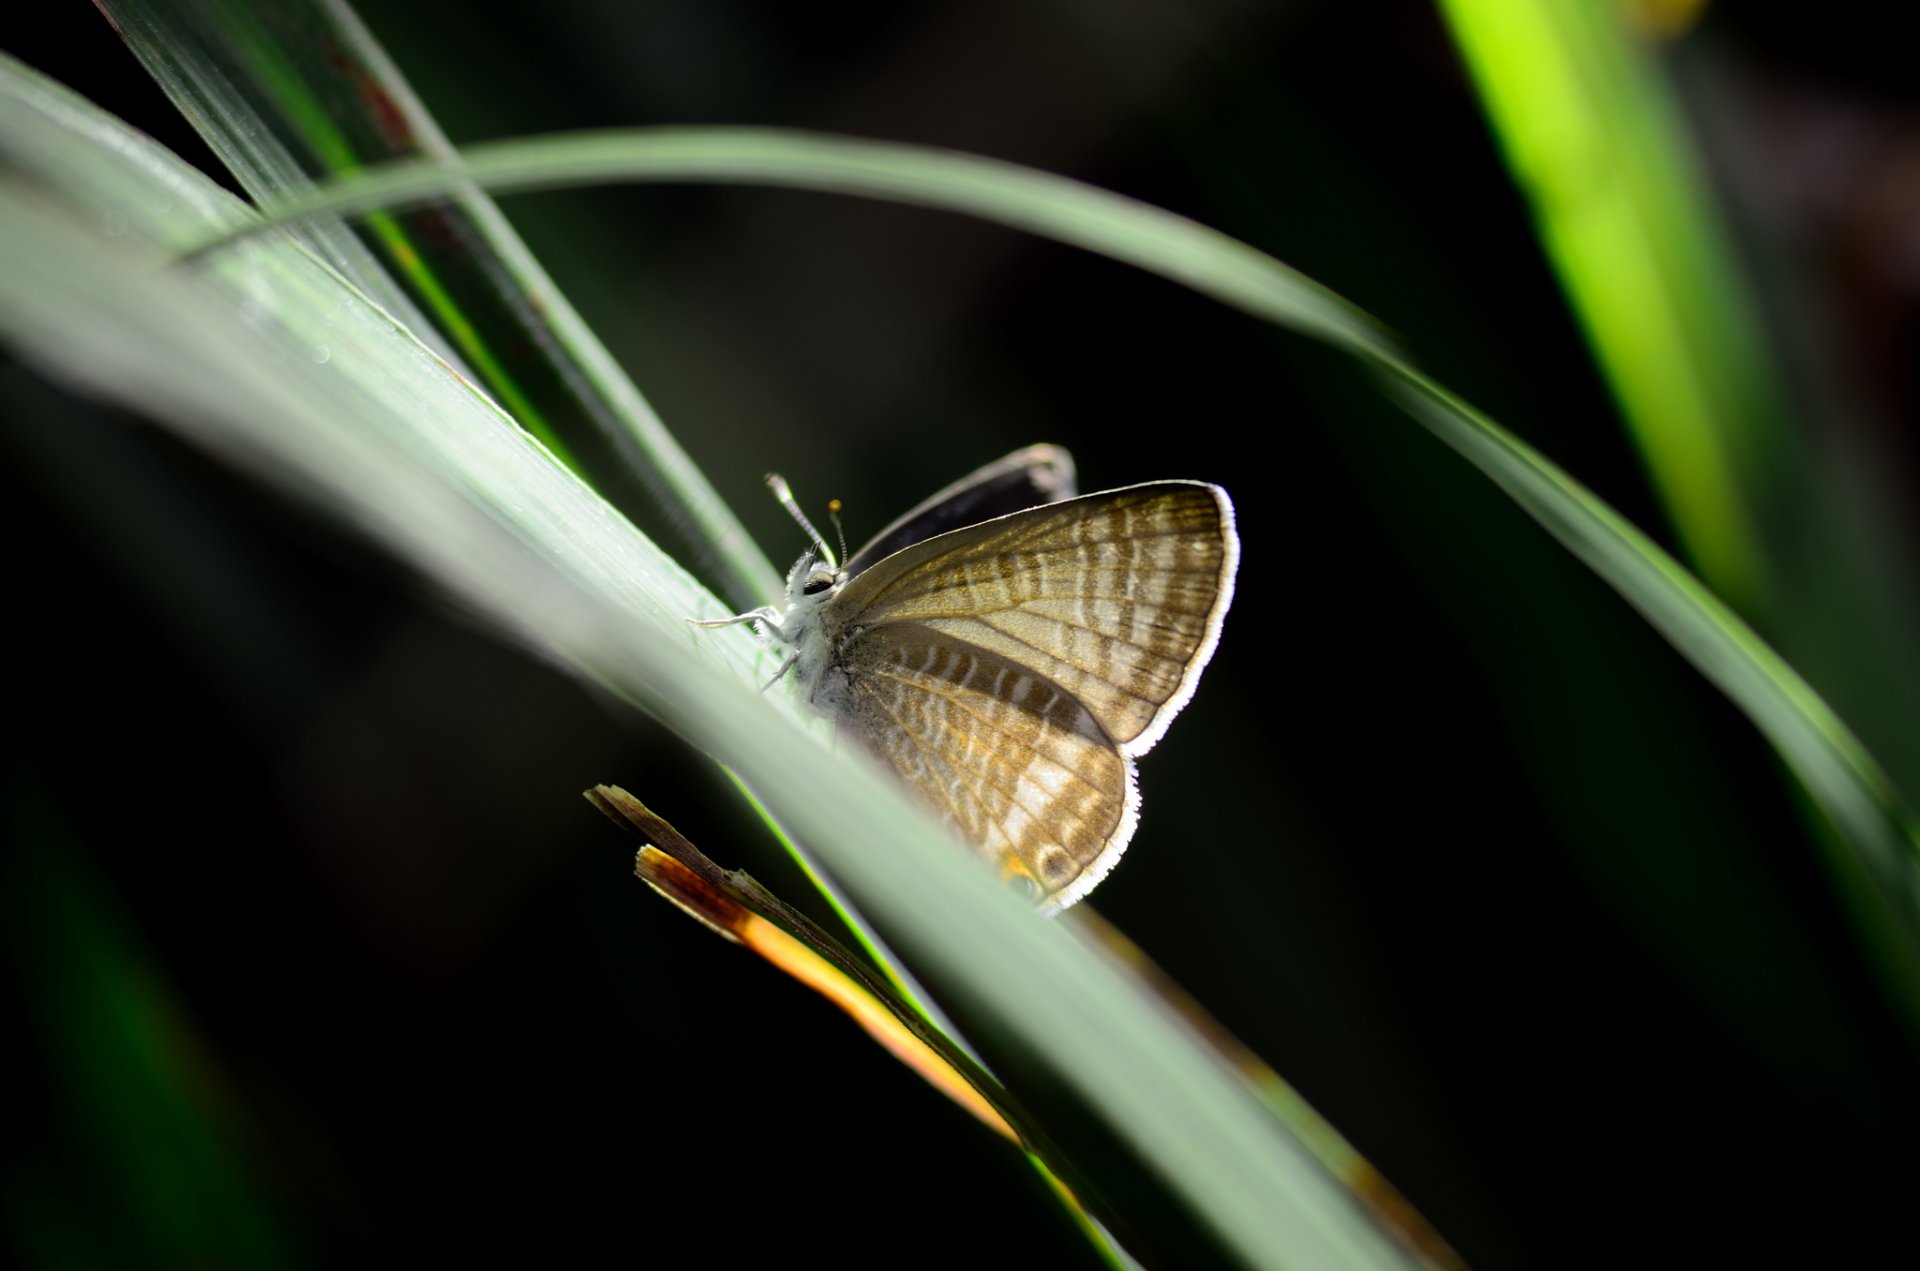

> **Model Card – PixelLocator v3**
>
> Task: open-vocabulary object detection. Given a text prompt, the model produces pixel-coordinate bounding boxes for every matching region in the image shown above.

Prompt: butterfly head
[768,473,851,619]
[782,546,847,611]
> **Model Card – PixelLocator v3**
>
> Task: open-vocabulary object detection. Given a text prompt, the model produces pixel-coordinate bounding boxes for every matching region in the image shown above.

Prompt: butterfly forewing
[841,625,1136,899]
[832,483,1237,756]
[841,443,1078,578]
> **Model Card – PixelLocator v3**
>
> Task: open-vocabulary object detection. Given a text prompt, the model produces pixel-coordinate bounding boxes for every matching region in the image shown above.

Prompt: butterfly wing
[826,482,1237,906]
[839,625,1137,905]
[841,444,1077,578]
[834,482,1238,756]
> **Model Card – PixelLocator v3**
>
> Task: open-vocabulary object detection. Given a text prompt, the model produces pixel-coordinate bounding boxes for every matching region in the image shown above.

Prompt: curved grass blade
[96,0,780,609]
[0,64,1433,1268]
[206,126,1920,1034]
[1066,907,1466,1271]
[185,127,1392,360]
[1371,361,1920,1025]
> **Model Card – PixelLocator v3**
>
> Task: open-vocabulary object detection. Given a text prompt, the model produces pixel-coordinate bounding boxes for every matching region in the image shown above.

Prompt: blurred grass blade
[1066,908,1466,1271]
[0,61,1430,1269]
[93,0,452,362]
[90,0,896,1047]
[4,776,297,1268]
[96,0,779,609]
[1436,0,1780,606]
[1374,362,1920,1017]
[1438,0,1920,841]
[212,126,1920,1032]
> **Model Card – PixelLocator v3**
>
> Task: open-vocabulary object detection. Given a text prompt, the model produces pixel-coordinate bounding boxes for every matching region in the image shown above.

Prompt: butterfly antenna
[765,473,837,570]
[828,498,849,567]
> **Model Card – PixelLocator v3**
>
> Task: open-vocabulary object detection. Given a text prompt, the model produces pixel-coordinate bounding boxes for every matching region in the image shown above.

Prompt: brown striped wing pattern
[826,483,1238,906]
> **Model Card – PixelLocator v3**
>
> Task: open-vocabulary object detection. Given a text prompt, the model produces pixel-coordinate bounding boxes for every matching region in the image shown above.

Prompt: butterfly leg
[761,649,800,691]
[688,606,784,637]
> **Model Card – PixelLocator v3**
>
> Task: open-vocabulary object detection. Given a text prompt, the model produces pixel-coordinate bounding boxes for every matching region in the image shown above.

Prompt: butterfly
[700,445,1238,911]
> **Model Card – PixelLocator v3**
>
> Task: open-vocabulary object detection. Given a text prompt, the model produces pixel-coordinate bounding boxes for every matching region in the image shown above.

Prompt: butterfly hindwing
[840,624,1137,903]
[831,482,1237,757]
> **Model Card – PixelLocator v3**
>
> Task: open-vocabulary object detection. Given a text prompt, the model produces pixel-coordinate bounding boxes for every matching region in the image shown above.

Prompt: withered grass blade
[588,785,1152,1261]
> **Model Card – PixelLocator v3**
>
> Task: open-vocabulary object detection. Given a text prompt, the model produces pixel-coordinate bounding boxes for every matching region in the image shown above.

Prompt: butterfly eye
[801,572,836,596]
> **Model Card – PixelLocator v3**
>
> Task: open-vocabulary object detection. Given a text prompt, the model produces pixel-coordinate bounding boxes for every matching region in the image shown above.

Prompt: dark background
[6,1,1920,1266]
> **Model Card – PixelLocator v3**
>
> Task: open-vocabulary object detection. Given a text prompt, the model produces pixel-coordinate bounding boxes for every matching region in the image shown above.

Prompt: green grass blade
[204,125,1920,1034]
[1437,0,1920,842]
[191,127,1393,360]
[720,767,974,1049]
[93,0,468,374]
[96,0,780,608]
[1435,0,1778,605]
[0,60,1426,1269]
[1371,360,1920,1023]
[4,778,299,1269]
